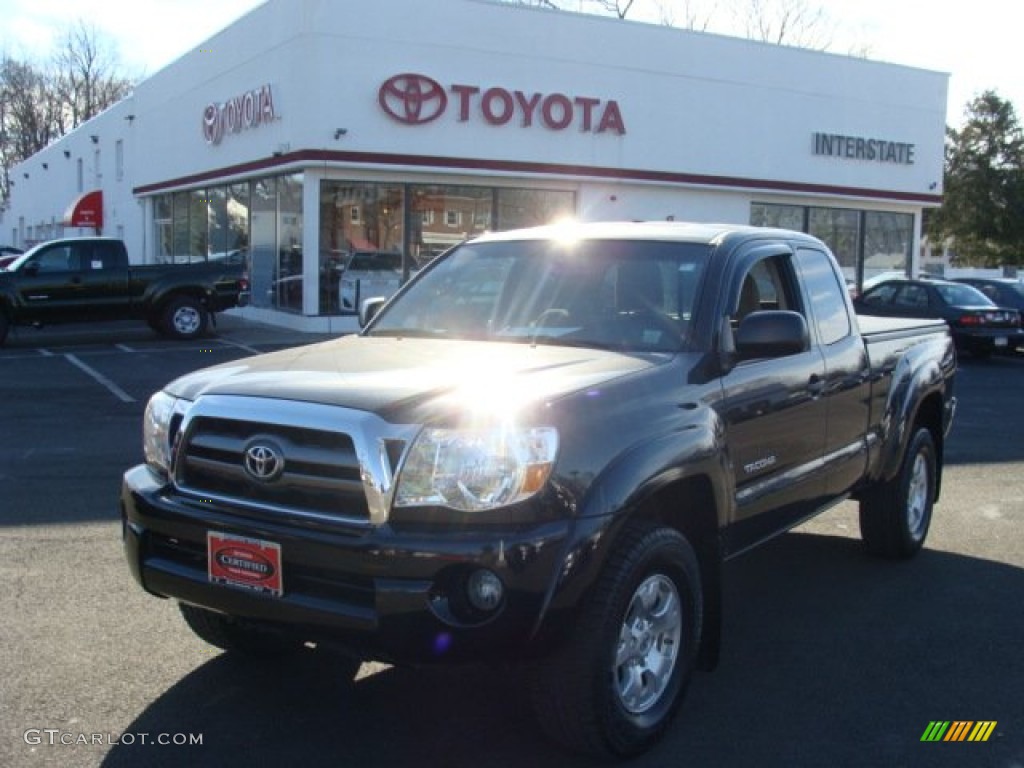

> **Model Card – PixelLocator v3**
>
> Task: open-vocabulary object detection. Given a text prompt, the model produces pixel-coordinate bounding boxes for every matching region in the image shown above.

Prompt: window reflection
[497,188,575,229]
[319,182,404,314]
[276,173,304,314]
[864,211,912,281]
[154,179,577,317]
[409,185,492,266]
[751,202,912,289]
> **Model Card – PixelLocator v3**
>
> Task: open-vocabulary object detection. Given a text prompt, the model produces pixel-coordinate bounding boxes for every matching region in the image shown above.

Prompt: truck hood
[165,335,667,420]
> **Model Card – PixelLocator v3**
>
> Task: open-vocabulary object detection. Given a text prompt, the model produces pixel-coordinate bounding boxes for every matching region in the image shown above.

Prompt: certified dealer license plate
[995,337,1008,347]
[207,532,283,596]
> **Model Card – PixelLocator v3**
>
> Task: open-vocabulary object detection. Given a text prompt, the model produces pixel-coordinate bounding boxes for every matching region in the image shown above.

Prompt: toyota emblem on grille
[244,441,285,482]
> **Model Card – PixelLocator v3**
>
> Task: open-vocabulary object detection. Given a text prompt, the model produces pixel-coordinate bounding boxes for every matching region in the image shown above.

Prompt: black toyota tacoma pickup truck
[0,237,248,344]
[121,222,956,757]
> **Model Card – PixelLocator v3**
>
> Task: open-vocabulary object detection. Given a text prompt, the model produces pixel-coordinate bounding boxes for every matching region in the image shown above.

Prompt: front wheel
[859,427,936,558]
[530,524,702,757]
[161,296,208,340]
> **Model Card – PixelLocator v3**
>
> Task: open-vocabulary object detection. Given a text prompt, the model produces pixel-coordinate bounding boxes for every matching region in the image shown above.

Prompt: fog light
[466,569,504,612]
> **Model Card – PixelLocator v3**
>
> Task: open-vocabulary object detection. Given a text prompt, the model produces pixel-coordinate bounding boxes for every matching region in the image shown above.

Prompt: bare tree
[1,56,64,205]
[506,0,564,7]
[499,0,839,48]
[504,0,638,18]
[1,24,134,207]
[592,0,638,18]
[733,0,835,50]
[655,0,716,31]
[52,21,134,129]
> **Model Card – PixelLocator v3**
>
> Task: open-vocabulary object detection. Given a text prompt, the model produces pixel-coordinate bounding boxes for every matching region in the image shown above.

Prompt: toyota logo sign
[244,441,285,483]
[378,73,448,125]
[377,72,626,135]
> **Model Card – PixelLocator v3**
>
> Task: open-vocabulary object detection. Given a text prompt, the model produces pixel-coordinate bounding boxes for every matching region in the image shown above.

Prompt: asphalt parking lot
[1,320,1022,768]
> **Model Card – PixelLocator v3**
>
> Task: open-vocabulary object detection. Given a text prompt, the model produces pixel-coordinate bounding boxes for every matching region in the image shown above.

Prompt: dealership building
[1,0,948,332]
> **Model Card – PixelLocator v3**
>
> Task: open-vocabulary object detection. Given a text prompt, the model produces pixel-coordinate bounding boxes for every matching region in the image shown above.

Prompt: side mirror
[735,310,809,360]
[359,297,387,328]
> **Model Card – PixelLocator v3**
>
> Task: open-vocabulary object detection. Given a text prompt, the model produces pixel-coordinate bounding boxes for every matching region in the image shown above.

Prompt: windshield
[367,238,709,353]
[347,252,402,271]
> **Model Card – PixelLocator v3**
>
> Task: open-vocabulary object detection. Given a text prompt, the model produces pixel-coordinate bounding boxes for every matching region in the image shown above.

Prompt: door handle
[807,375,825,396]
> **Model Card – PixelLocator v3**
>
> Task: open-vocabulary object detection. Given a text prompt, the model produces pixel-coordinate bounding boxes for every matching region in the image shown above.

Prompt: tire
[179,603,306,658]
[0,312,9,346]
[859,427,936,558]
[529,523,702,757]
[161,295,208,340]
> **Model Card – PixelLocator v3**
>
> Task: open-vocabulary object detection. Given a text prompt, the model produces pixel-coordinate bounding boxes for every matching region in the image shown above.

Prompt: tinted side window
[796,248,851,345]
[733,254,799,322]
[31,245,77,273]
[895,285,929,309]
[862,283,898,306]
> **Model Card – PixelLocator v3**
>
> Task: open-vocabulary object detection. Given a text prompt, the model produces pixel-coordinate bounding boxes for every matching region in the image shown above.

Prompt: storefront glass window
[496,188,576,230]
[863,211,912,281]
[750,203,804,231]
[809,207,860,276]
[752,202,914,289]
[189,189,209,262]
[319,181,404,315]
[154,194,172,264]
[152,185,249,266]
[315,181,576,316]
[276,173,304,314]
[208,187,229,258]
[250,178,277,310]
[227,182,250,262]
[171,191,190,264]
[409,185,490,265]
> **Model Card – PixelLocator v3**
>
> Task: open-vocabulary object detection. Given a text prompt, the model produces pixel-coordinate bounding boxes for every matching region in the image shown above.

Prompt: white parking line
[115,344,135,353]
[38,349,54,357]
[217,338,262,355]
[64,354,137,403]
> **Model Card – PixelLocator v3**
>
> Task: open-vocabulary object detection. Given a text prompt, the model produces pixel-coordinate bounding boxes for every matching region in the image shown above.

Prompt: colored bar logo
[921,721,997,742]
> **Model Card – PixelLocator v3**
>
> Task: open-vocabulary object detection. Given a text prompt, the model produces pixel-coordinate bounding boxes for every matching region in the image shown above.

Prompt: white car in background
[339,251,404,313]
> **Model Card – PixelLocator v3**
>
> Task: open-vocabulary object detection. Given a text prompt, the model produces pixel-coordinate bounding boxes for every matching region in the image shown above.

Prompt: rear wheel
[859,427,936,558]
[161,296,208,340]
[530,523,702,757]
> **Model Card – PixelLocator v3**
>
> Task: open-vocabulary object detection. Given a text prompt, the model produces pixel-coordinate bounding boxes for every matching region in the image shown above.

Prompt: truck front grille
[176,415,371,522]
[170,396,418,527]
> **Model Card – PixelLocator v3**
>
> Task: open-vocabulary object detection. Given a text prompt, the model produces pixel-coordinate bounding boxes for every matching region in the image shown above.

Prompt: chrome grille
[179,417,369,520]
[171,396,419,526]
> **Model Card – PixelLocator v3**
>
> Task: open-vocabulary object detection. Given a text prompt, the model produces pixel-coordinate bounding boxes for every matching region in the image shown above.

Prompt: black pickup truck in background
[0,237,248,345]
[121,222,956,758]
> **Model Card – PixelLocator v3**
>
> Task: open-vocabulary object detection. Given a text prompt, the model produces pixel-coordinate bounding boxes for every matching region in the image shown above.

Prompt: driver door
[14,243,86,324]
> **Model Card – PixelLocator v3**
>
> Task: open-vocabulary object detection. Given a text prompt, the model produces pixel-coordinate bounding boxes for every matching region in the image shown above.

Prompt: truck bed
[856,313,948,339]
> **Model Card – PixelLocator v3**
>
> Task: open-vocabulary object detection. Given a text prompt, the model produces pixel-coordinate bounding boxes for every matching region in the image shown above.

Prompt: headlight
[395,426,558,512]
[143,391,186,475]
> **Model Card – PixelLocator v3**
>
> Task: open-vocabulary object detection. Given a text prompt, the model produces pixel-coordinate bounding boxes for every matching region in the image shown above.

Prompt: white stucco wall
[2,0,948,263]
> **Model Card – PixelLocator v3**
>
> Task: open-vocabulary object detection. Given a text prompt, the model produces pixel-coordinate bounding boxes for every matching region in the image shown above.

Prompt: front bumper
[121,464,574,664]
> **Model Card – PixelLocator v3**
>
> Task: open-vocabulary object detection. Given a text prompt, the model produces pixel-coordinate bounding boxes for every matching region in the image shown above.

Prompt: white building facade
[2,0,948,331]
